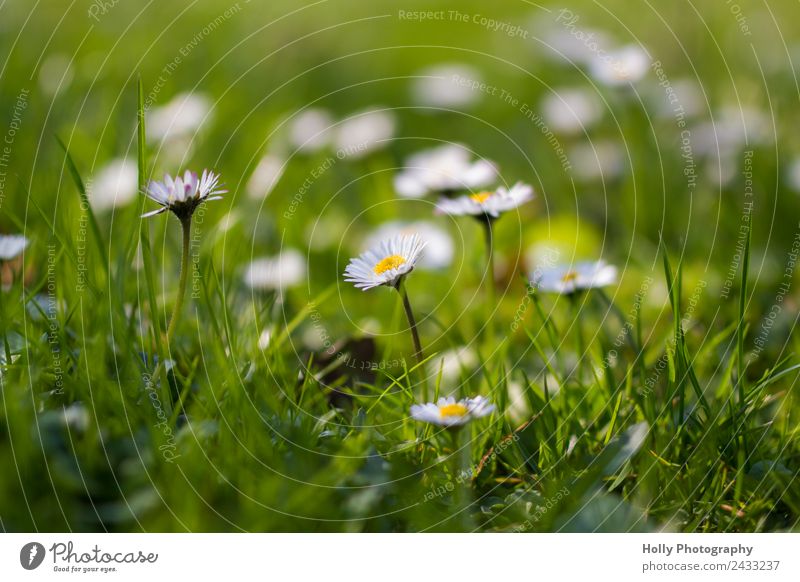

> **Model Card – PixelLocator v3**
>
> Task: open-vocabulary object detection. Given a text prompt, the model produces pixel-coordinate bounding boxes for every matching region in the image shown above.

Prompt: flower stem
[398,280,424,366]
[151,215,192,418]
[482,219,496,344]
[166,215,192,344]
[398,280,429,400]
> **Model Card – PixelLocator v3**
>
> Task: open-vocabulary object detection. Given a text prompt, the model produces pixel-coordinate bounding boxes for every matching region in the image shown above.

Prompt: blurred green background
[0,0,798,532]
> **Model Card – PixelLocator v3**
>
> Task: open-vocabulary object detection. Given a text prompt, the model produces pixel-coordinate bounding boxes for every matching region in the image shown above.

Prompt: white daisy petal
[90,158,138,212]
[141,169,225,220]
[244,249,306,291]
[531,260,618,294]
[0,234,30,260]
[412,63,483,108]
[589,44,650,87]
[409,395,495,427]
[140,207,168,218]
[394,144,498,198]
[435,181,535,219]
[343,234,426,291]
[146,92,211,144]
[289,108,334,153]
[333,108,395,158]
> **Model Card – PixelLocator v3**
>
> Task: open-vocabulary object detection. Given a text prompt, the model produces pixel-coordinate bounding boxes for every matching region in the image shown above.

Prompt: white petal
[141,207,167,218]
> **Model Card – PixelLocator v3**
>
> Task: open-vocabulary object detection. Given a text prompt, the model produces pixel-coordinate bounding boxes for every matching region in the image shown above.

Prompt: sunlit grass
[0,0,798,533]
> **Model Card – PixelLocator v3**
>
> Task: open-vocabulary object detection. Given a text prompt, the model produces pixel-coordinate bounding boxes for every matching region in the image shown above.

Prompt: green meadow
[0,0,798,532]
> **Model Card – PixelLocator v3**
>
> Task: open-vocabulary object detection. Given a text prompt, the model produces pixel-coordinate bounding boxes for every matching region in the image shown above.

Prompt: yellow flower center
[561,270,579,283]
[439,403,469,418]
[470,191,493,204]
[374,254,406,275]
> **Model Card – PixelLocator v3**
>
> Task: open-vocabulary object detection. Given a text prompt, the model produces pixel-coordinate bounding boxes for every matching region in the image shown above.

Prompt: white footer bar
[1,533,797,581]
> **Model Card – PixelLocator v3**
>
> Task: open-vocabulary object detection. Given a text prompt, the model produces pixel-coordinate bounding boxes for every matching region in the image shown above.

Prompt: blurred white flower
[132,244,144,272]
[39,53,74,97]
[146,92,211,143]
[430,345,478,383]
[706,152,740,187]
[589,45,650,86]
[692,106,774,158]
[0,234,30,260]
[410,396,494,427]
[435,182,534,219]
[358,317,382,335]
[412,64,482,108]
[334,108,395,158]
[364,221,454,270]
[532,260,617,294]
[90,158,138,212]
[257,328,273,350]
[787,158,800,193]
[394,144,497,198]
[218,211,241,233]
[244,248,306,291]
[343,234,425,291]
[534,16,614,66]
[542,88,603,134]
[646,78,705,120]
[60,403,90,432]
[301,324,326,351]
[569,140,624,181]
[506,380,530,424]
[289,108,333,153]
[142,169,226,219]
[156,135,197,169]
[525,243,562,275]
[246,153,286,200]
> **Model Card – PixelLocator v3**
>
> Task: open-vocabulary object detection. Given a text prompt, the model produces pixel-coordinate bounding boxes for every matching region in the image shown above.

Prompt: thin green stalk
[398,280,424,366]
[482,219,496,344]
[0,287,12,368]
[736,224,752,480]
[165,215,192,344]
[149,214,192,417]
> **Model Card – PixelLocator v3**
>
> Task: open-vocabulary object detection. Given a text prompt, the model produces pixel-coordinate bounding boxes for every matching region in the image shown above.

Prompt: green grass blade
[55,136,108,278]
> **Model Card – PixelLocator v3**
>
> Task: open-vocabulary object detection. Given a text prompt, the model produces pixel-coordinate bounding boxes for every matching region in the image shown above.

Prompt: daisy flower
[589,45,649,87]
[38,53,73,98]
[394,144,497,198]
[0,234,30,260]
[343,234,426,291]
[434,181,534,220]
[364,221,454,270]
[333,108,396,159]
[246,153,286,200]
[141,169,226,354]
[410,396,495,427]
[569,140,624,182]
[541,88,603,135]
[142,169,226,220]
[343,234,427,365]
[435,182,533,343]
[412,63,483,108]
[532,260,618,294]
[90,158,138,212]
[244,249,306,292]
[146,92,211,144]
[429,346,478,383]
[289,108,334,153]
